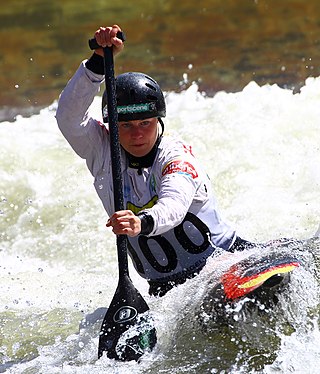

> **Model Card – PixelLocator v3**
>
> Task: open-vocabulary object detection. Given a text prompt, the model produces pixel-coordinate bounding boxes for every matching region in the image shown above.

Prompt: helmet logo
[117,102,156,115]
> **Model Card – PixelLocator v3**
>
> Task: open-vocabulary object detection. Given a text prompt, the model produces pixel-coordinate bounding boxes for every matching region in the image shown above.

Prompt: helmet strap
[158,118,165,136]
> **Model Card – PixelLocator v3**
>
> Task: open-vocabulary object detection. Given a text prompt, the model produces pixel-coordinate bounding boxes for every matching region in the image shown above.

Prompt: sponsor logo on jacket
[162,160,198,179]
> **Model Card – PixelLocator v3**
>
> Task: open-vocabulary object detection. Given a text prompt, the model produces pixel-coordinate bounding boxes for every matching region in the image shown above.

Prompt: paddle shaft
[102,46,129,278]
[89,32,156,361]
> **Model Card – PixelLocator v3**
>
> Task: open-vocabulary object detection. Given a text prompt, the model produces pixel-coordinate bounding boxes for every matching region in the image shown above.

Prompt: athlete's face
[118,117,158,157]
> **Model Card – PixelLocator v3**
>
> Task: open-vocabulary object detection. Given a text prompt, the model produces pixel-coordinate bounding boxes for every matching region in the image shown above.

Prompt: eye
[140,120,151,127]
[120,122,132,129]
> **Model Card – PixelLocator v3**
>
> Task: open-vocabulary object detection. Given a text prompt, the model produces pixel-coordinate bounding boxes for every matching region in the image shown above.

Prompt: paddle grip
[88,31,126,50]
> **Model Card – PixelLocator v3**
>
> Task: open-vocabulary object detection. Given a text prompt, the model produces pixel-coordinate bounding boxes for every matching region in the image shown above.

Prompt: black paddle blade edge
[98,276,157,361]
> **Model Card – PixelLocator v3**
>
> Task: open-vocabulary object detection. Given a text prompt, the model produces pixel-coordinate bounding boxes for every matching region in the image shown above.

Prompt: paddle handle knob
[88,31,126,50]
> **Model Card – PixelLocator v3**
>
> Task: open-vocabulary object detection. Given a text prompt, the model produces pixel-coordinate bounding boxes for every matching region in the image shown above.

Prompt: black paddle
[89,32,157,361]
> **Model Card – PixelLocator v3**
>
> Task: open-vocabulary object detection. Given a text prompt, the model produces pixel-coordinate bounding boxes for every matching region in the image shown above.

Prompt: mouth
[131,143,145,148]
[128,144,149,157]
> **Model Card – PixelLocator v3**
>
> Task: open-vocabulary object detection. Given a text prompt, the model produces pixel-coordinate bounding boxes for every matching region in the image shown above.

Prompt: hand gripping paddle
[89,31,157,361]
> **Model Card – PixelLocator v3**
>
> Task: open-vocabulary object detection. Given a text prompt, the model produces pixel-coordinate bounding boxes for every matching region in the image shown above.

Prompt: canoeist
[56,24,254,297]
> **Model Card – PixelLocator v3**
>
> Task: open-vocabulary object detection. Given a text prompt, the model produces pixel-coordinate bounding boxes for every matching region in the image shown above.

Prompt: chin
[130,148,150,157]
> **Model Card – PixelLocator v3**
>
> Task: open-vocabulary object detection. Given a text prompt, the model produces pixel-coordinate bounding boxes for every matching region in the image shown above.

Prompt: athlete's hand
[93,25,124,57]
[106,210,141,237]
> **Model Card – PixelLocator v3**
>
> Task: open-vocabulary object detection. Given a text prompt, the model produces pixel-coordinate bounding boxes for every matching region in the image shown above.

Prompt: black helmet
[102,72,166,122]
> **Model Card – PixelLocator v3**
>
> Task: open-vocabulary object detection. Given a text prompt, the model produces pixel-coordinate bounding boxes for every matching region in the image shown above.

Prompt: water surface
[1,0,320,120]
[1,1,320,373]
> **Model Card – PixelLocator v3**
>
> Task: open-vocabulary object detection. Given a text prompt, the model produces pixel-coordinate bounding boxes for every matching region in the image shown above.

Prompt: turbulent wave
[0,78,319,373]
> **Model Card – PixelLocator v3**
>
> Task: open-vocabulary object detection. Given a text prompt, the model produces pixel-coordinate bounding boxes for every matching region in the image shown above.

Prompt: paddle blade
[98,275,157,361]
[221,253,300,300]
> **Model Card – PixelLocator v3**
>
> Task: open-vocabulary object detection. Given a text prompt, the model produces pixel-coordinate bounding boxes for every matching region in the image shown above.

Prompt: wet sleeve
[55,61,106,160]
[145,170,198,236]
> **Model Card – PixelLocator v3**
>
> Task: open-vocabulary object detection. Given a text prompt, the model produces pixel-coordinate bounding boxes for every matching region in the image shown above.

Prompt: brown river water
[1,0,320,121]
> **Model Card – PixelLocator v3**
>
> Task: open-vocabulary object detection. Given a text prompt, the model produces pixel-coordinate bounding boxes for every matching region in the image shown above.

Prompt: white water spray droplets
[0,196,6,216]
[78,341,84,349]
[0,80,319,372]
[25,197,33,205]
[181,73,188,85]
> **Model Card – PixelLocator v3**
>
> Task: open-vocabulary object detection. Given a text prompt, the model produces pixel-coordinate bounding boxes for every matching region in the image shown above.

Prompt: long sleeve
[55,61,105,160]
[147,172,197,235]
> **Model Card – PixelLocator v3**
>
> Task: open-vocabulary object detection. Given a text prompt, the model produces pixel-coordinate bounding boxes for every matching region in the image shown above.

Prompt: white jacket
[56,62,236,282]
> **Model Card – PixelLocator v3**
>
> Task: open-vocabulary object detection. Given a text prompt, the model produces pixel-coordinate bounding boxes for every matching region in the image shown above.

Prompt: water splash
[1,79,320,372]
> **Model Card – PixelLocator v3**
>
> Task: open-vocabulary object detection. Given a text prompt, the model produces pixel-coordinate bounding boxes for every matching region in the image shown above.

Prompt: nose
[130,125,143,139]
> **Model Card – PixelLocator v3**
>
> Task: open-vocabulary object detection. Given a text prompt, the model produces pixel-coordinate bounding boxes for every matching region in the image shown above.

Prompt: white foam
[1,78,320,372]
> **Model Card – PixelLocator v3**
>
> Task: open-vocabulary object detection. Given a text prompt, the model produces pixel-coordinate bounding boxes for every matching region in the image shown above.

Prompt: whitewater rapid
[0,77,319,373]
